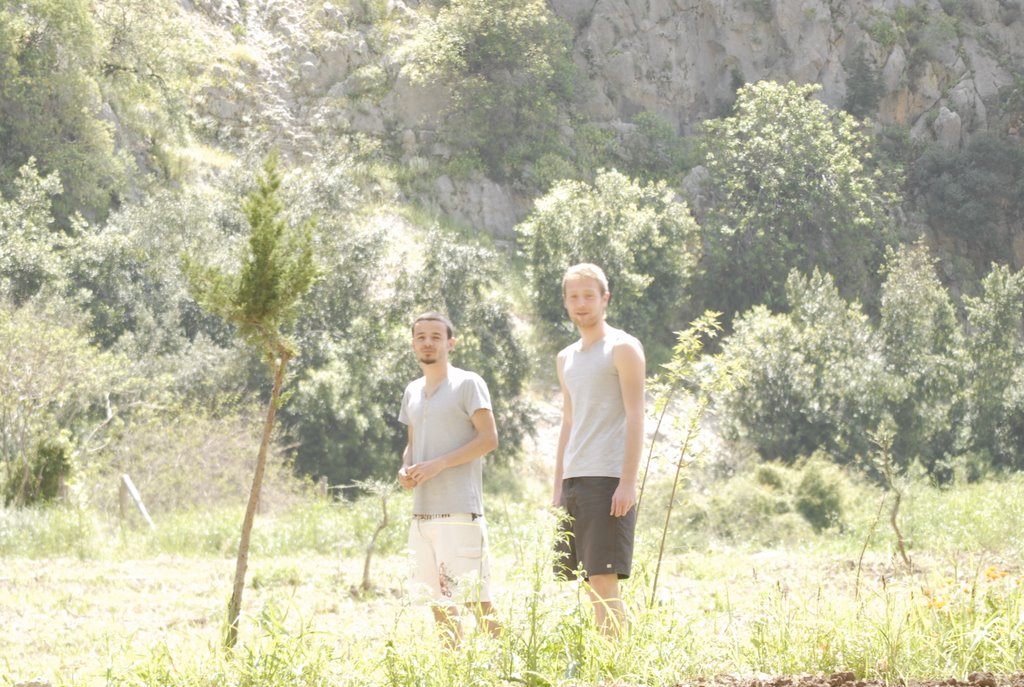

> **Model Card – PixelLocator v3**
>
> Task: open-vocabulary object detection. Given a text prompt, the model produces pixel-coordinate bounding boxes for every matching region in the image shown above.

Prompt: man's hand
[551,484,563,510]
[406,459,444,485]
[610,481,636,517]
[397,466,416,490]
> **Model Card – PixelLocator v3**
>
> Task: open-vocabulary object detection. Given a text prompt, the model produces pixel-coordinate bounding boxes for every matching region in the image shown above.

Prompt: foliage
[621,112,698,185]
[717,245,1024,481]
[843,43,883,120]
[794,459,843,533]
[284,223,533,487]
[404,0,579,181]
[701,81,895,320]
[717,269,887,464]
[877,242,961,476]
[910,133,1024,276]
[97,403,306,518]
[956,265,1024,470]
[0,0,124,221]
[66,185,241,354]
[517,169,701,362]
[1,437,72,507]
[185,153,317,363]
[0,158,68,305]
[0,298,128,506]
[92,0,206,181]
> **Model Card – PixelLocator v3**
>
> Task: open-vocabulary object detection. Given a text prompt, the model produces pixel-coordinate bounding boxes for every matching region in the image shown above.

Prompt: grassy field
[2,470,1024,686]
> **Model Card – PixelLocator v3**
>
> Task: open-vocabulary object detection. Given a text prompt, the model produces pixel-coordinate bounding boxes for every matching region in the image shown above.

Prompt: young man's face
[563,277,609,329]
[412,319,453,366]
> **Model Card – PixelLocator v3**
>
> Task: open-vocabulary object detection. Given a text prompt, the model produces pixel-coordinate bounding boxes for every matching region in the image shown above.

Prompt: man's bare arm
[405,409,498,485]
[552,350,573,508]
[398,426,416,489]
[610,338,646,517]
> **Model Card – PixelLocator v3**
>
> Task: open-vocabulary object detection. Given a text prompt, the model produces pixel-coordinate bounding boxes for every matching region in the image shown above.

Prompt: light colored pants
[408,513,492,604]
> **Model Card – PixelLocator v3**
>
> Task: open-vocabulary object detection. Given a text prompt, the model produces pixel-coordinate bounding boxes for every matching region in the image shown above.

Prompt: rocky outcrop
[190,0,1024,241]
[552,0,1023,147]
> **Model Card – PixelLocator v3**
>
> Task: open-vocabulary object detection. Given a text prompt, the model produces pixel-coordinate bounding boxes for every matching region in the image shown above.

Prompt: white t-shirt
[399,366,492,515]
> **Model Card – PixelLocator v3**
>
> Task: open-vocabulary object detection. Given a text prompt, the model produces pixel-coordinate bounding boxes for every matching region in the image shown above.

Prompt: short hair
[412,311,454,339]
[562,263,609,295]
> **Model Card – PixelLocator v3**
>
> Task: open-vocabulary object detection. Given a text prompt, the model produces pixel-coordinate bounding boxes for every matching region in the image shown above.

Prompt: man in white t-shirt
[398,311,501,645]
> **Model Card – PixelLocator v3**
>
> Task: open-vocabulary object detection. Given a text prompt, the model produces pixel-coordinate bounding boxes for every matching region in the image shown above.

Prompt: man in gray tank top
[552,263,646,634]
[398,312,501,645]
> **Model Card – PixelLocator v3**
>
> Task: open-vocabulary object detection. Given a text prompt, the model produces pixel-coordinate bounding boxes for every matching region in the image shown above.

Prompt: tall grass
[4,473,1024,686]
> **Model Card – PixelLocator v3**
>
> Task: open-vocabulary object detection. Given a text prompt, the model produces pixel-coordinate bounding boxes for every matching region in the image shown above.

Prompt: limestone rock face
[552,0,1023,148]
[191,0,1024,243]
[429,175,525,242]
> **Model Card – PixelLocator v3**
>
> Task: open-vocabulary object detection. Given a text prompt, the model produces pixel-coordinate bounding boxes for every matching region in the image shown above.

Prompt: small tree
[184,153,316,648]
[701,80,895,320]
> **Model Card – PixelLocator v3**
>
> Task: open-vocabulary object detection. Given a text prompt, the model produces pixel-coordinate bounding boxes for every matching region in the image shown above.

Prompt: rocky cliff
[193,0,1024,247]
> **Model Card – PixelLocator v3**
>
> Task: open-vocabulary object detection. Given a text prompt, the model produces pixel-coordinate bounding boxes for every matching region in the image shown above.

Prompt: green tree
[185,153,317,648]
[956,265,1024,470]
[517,169,701,362]
[0,0,123,220]
[877,242,961,476]
[701,81,895,320]
[843,43,883,119]
[92,0,205,181]
[911,134,1024,277]
[0,299,125,505]
[405,0,578,180]
[718,269,887,464]
[0,159,68,305]
[622,112,697,185]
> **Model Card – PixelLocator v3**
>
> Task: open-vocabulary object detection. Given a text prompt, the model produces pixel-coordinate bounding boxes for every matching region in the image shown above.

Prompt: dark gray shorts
[553,476,636,581]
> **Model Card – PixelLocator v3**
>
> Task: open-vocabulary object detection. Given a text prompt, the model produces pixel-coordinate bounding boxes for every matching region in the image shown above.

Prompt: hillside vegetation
[2,0,1024,547]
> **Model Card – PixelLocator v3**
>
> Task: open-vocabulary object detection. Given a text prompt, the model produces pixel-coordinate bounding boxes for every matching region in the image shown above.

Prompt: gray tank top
[561,328,636,479]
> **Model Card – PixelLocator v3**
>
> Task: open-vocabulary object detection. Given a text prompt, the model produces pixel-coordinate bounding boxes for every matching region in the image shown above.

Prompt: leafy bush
[0,0,125,221]
[843,43,883,119]
[911,134,1024,276]
[717,246,1024,481]
[0,298,129,506]
[878,243,961,475]
[718,270,888,464]
[2,438,72,507]
[405,0,579,181]
[621,112,698,185]
[700,81,895,320]
[956,265,1024,470]
[794,459,843,533]
[516,169,701,362]
[0,159,67,305]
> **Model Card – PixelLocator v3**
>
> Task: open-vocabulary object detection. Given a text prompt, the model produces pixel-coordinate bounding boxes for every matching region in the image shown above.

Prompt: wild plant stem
[650,408,701,608]
[636,395,675,520]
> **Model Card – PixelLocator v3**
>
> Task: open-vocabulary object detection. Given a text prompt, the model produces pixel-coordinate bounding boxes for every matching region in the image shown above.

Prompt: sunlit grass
[3,473,1024,685]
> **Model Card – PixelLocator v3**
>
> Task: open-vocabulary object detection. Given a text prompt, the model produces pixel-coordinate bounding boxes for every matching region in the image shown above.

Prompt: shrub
[795,460,843,532]
[717,270,888,464]
[700,81,896,320]
[911,134,1024,275]
[405,0,579,182]
[878,243,961,474]
[956,265,1024,470]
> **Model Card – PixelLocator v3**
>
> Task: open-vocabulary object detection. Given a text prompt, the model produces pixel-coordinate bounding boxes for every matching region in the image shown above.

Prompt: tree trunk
[224,347,291,649]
